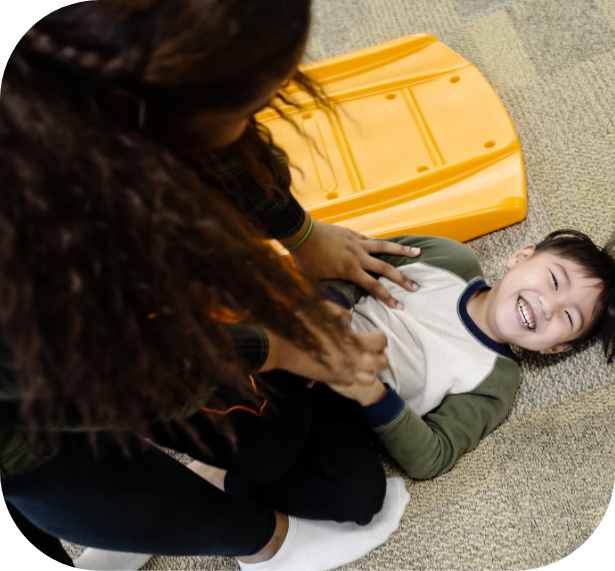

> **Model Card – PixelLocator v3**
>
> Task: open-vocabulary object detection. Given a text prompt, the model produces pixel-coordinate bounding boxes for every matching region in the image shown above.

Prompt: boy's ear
[505,244,536,270]
[540,343,573,355]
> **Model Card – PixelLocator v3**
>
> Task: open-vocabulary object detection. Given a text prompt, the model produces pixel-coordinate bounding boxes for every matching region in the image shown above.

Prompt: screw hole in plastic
[449,76,461,83]
[301,112,313,120]
[385,93,397,100]
[484,140,496,148]
[417,165,429,173]
[326,192,339,200]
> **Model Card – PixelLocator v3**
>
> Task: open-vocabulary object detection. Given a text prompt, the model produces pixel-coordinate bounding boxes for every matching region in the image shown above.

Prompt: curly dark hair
[0,0,349,457]
[535,230,615,362]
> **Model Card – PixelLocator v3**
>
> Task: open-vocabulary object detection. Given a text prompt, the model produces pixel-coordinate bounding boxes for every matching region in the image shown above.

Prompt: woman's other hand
[260,303,389,388]
[281,218,421,310]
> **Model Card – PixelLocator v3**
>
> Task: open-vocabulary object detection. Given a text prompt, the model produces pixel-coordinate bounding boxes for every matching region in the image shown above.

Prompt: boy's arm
[363,358,520,480]
[324,234,508,478]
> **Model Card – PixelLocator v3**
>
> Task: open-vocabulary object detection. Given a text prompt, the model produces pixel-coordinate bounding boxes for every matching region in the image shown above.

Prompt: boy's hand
[282,218,421,310]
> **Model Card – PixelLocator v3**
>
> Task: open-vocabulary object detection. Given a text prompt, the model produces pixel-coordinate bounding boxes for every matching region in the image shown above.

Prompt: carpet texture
[63,0,615,569]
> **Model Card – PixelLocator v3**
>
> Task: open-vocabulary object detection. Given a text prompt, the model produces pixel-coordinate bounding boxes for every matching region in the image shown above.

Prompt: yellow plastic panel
[256,33,526,242]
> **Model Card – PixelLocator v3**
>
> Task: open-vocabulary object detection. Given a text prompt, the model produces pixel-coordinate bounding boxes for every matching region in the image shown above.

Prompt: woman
[0,1,414,568]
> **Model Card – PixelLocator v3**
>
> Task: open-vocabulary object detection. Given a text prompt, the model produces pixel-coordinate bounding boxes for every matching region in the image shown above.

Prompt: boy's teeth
[518,298,535,330]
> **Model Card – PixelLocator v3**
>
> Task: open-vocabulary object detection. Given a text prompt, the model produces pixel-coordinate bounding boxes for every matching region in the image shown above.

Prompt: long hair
[0,0,349,458]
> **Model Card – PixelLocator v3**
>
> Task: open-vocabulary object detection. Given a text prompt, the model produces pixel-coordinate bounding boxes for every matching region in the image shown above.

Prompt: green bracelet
[286,218,314,251]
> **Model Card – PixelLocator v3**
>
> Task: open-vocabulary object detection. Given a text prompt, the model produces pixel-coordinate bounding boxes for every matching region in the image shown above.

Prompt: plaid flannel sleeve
[222,323,270,373]
[216,150,306,240]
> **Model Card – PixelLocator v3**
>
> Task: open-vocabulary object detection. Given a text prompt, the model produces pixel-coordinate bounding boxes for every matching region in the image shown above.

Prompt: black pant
[2,372,385,562]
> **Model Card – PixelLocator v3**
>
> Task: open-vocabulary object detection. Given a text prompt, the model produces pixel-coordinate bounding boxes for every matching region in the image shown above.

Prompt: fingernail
[412,282,420,291]
[405,247,421,255]
[395,301,404,310]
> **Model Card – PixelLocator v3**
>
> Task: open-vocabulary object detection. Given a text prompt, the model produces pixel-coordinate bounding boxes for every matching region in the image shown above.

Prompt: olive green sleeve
[323,235,483,309]
[374,357,520,480]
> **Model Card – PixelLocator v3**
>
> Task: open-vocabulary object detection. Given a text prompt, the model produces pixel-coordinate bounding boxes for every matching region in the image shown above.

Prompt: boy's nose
[539,296,554,319]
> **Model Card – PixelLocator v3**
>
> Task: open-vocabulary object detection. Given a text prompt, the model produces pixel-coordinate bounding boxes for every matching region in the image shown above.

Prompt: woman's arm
[281,216,421,310]
[261,317,389,388]
[218,150,422,310]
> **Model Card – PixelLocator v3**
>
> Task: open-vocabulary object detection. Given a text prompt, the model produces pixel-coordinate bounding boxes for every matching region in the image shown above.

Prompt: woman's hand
[281,218,421,310]
[260,303,389,388]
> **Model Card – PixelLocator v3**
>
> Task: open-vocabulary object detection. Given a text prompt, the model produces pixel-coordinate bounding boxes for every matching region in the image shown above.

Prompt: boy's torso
[350,239,518,417]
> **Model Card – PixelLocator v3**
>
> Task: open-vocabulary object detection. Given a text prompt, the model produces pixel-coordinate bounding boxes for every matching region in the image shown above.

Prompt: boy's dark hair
[535,230,615,362]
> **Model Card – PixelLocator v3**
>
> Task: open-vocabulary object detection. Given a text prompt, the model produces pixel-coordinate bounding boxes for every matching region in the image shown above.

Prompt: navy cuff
[362,384,405,429]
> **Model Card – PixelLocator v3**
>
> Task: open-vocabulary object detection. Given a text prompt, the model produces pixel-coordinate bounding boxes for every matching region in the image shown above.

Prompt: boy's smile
[516,296,536,330]
[468,246,603,354]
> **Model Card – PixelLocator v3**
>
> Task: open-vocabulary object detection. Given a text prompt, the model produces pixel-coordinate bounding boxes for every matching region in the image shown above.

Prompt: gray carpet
[63,0,615,569]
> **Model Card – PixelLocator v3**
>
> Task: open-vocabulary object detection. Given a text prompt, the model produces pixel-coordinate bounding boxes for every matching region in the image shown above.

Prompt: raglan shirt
[326,235,521,480]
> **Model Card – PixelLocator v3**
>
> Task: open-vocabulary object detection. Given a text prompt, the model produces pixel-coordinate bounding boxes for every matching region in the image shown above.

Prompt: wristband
[286,217,314,251]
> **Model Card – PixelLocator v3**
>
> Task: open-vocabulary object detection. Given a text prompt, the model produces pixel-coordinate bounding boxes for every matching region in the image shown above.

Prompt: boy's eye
[550,270,558,290]
[565,311,573,328]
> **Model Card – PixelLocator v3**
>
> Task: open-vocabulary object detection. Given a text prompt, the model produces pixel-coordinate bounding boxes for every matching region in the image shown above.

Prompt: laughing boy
[325,230,615,479]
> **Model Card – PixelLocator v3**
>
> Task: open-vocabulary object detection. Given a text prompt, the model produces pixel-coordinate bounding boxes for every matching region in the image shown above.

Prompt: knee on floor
[329,468,387,525]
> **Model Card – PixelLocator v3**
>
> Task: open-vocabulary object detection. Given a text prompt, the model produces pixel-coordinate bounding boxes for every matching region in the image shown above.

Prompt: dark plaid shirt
[213,150,306,240]
[0,150,306,479]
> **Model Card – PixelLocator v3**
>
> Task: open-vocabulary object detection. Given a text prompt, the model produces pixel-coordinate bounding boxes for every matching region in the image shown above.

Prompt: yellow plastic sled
[256,33,526,243]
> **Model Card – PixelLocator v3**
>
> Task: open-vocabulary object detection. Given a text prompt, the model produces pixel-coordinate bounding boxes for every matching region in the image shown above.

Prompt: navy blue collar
[458,278,518,363]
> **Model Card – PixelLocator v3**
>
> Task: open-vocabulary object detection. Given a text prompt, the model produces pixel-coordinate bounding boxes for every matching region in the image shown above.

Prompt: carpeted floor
[62,0,615,569]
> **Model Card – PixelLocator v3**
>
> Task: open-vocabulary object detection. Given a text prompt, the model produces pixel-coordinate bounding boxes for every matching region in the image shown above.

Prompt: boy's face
[488,247,603,353]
